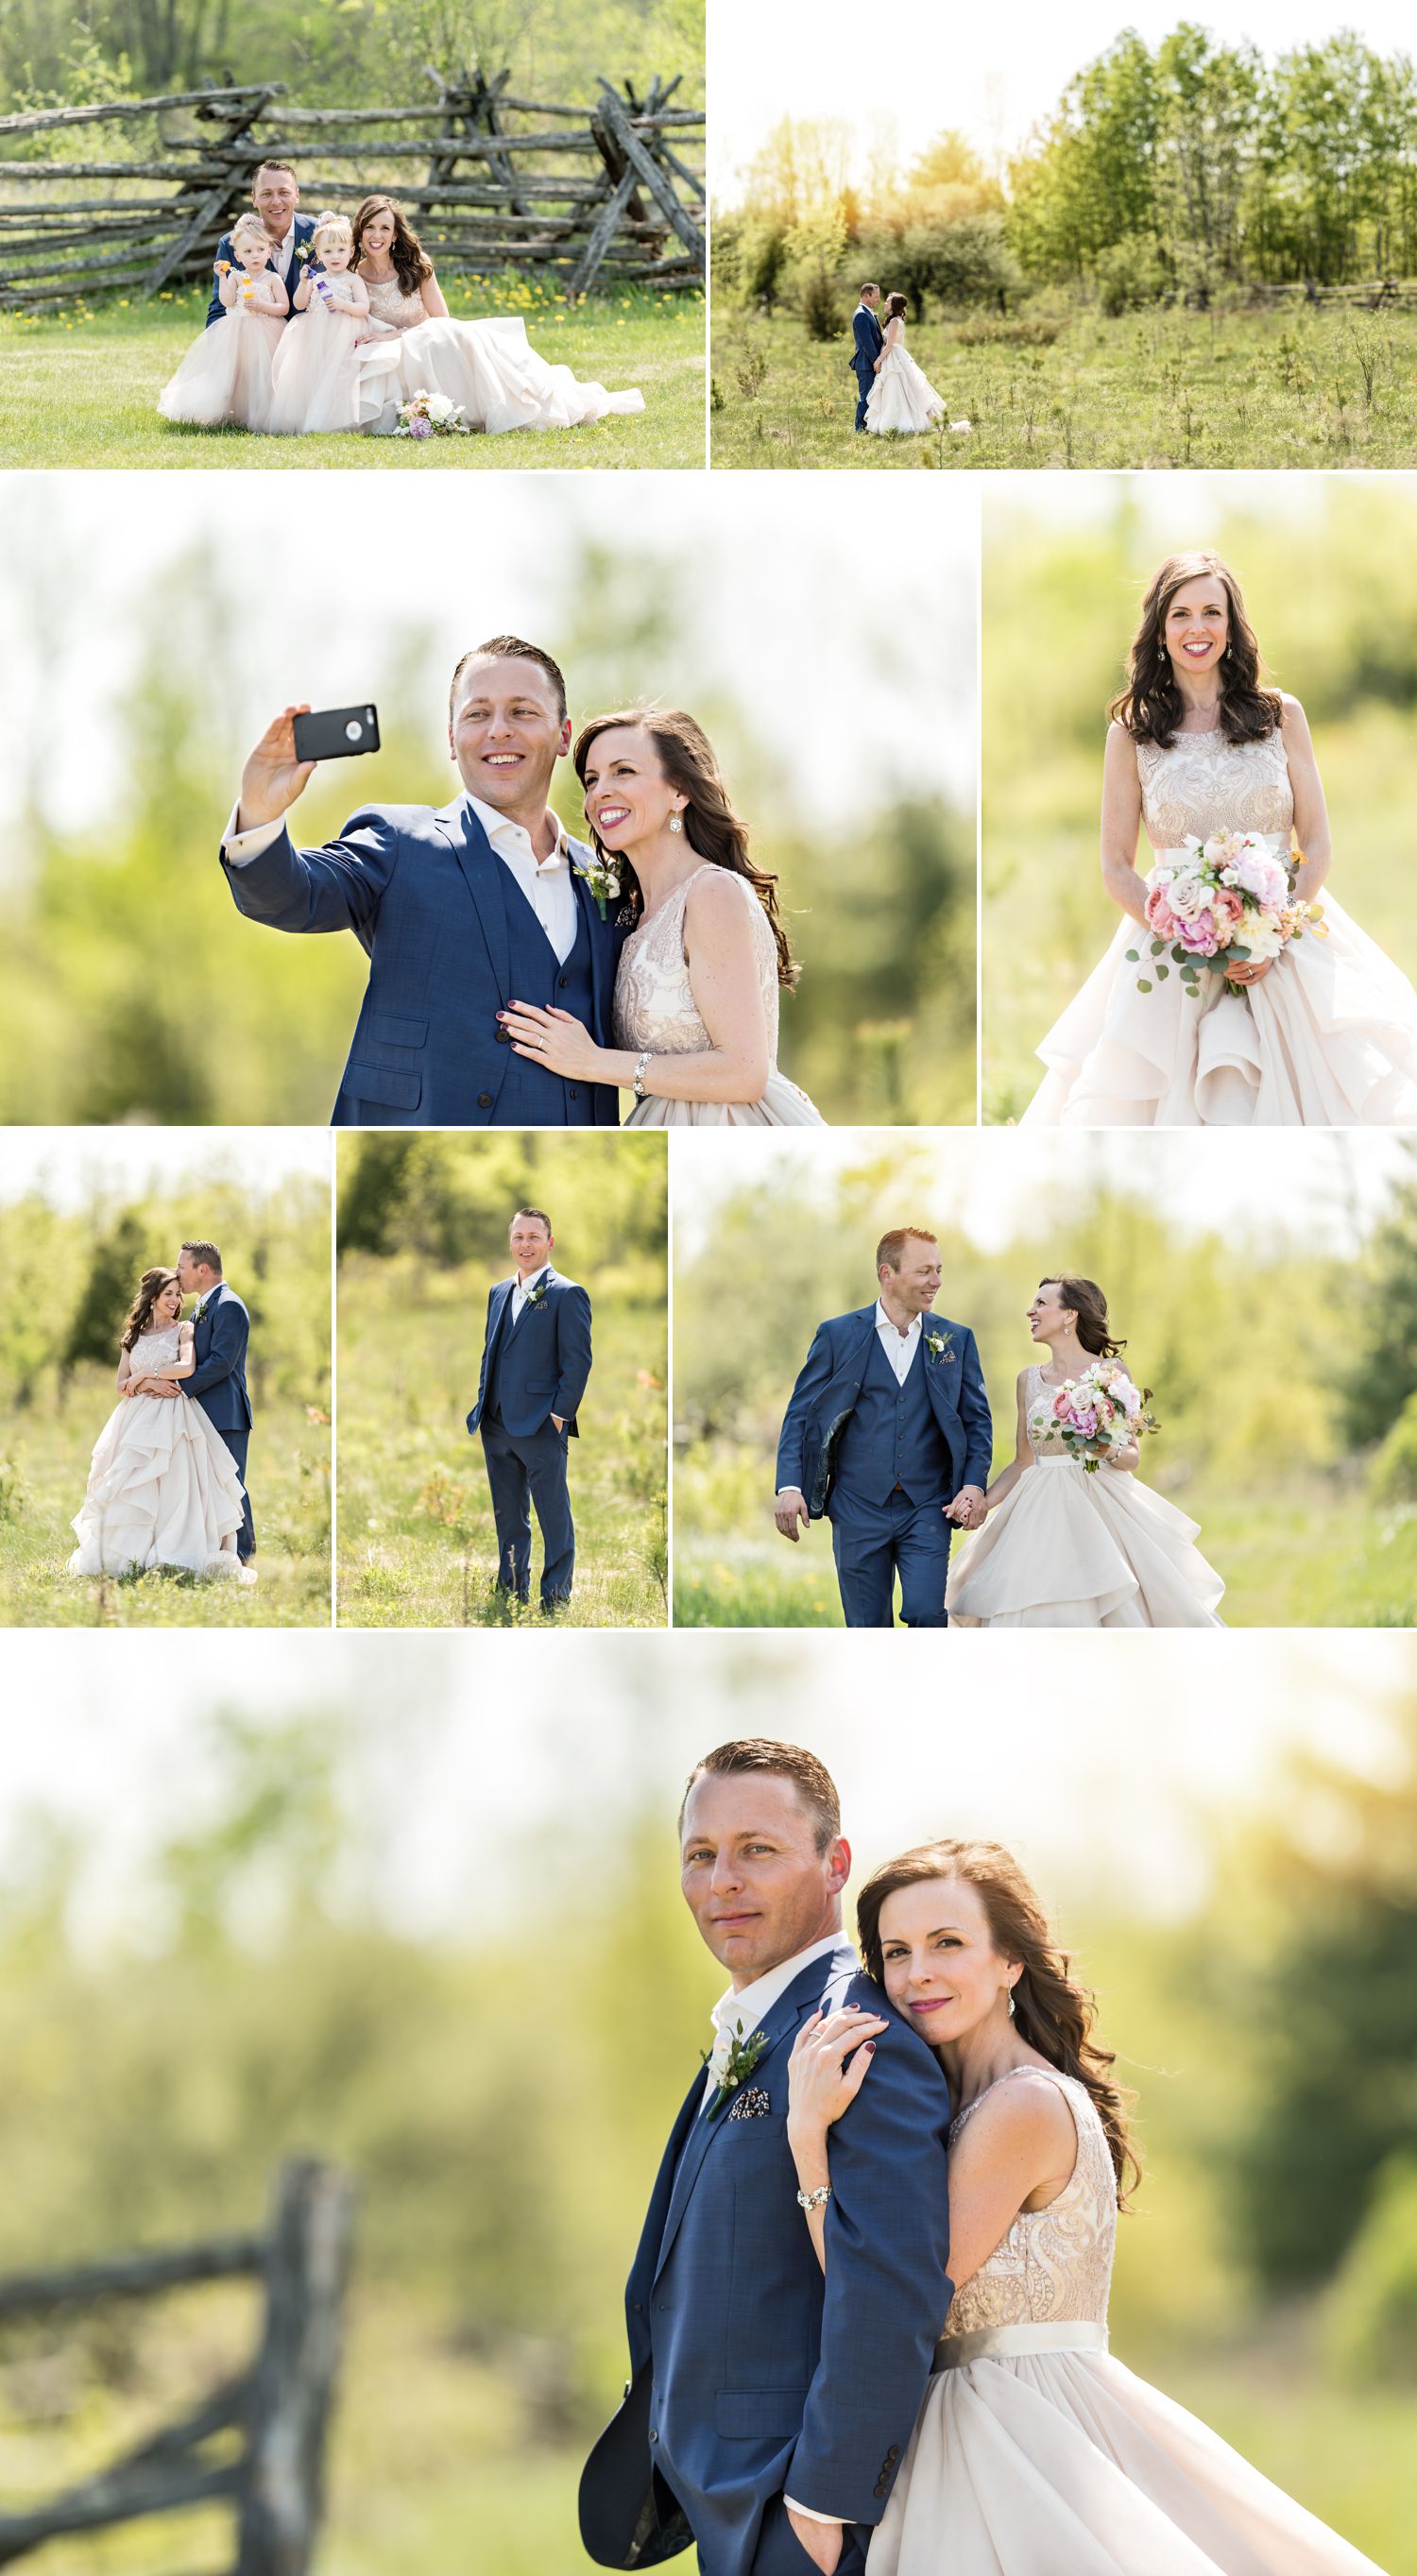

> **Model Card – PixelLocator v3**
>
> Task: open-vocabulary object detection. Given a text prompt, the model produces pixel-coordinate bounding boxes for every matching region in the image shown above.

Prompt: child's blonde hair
[312,210,353,257]
[231,213,269,255]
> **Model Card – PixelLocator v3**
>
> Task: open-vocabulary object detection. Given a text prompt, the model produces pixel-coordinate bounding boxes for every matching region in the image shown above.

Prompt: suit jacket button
[569,1086,579,1100]
[477,1091,493,1110]
[558,974,570,988]
[887,2446,900,2461]
[649,2428,658,2444]
[495,1025,510,1042]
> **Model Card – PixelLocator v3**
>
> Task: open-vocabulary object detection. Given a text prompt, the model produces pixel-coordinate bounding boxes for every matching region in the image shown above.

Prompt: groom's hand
[787,2508,843,2572]
[774,1487,809,1542]
[948,1485,986,1529]
[235,705,317,831]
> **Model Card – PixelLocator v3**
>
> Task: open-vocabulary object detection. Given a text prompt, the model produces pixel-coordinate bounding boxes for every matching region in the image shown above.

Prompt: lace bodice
[942,2068,1117,2339]
[128,1326,184,1373]
[612,866,780,1060]
[1023,1362,1076,1465]
[1136,725,1293,850]
[359,275,428,333]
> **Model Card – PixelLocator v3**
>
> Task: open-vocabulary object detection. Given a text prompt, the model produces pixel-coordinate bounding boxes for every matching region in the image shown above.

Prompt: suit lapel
[486,1277,515,1362]
[507,1265,555,1339]
[435,798,513,997]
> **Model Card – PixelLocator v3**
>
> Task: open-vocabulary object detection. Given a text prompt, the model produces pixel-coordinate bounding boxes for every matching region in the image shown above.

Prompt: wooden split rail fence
[0,66,705,312]
[0,2158,354,2572]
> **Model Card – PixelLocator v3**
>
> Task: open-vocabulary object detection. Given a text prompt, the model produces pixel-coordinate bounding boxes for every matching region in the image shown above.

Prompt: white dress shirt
[702,1933,847,2108]
[874,1300,921,1385]
[510,1263,551,1324]
[266,217,298,287]
[221,793,580,962]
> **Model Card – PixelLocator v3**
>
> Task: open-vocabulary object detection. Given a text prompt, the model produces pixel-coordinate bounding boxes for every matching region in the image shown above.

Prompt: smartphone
[293,705,381,762]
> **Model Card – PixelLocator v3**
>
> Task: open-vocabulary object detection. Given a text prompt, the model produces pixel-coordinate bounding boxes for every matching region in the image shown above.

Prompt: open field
[0,281,705,469]
[710,305,1417,470]
[0,1378,330,1627]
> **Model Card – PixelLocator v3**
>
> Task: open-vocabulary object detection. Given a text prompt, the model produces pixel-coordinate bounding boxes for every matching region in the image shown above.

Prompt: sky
[0,1129,331,1209]
[711,0,1417,197]
[0,1631,1408,1949]
[669,1128,1408,1258]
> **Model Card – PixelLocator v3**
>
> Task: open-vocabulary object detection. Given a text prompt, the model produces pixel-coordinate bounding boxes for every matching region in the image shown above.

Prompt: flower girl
[266,211,370,434]
[157,213,288,429]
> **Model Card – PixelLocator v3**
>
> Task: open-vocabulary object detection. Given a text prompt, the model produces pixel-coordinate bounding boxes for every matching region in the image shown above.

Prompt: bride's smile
[582,726,689,876]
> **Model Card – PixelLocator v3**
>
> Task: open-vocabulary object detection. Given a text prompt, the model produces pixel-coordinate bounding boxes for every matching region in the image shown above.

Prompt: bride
[499,708,825,1125]
[865,293,948,435]
[788,1837,1386,2576]
[68,1269,254,1583]
[946,1275,1223,1629]
[347,195,646,436]
[1021,551,1417,1125]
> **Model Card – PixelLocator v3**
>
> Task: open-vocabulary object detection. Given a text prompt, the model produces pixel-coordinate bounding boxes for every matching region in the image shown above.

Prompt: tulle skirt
[157,307,283,430]
[1022,892,1417,1127]
[866,345,947,435]
[267,302,364,433]
[624,1067,825,1126]
[947,1460,1224,1629]
[354,313,645,435]
[69,1393,254,1581]
[868,2345,1386,2575]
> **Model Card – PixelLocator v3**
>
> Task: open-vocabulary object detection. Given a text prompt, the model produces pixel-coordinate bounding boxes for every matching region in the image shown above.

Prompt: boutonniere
[572,852,621,921]
[925,1326,955,1365]
[294,243,312,264]
[702,2020,770,2123]
[522,1279,547,1307]
[194,1296,209,1322]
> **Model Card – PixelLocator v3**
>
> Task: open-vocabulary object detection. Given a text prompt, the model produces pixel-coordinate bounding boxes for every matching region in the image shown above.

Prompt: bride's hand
[1227,957,1274,986]
[235,706,316,831]
[787,2006,887,2148]
[1102,1441,1139,1473]
[500,1002,605,1080]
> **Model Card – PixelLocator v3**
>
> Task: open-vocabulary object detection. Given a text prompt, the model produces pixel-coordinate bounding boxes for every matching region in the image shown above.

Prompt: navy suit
[777,1305,993,1628]
[220,797,626,1127]
[580,1943,952,2576]
[849,302,884,431]
[467,1265,590,1605]
[181,1280,255,1559]
[205,213,317,327]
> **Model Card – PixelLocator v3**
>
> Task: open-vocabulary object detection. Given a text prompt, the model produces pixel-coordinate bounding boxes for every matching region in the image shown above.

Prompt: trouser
[853,372,873,430]
[480,1413,574,1604]
[829,1488,950,1628]
[752,2498,869,2575]
[214,1427,255,1559]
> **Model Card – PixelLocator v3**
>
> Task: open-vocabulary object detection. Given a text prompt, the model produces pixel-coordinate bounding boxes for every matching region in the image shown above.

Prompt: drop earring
[669,809,684,835]
[1006,1987,1016,2020]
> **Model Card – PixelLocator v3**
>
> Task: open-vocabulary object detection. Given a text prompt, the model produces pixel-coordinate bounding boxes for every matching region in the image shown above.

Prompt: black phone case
[293,705,381,761]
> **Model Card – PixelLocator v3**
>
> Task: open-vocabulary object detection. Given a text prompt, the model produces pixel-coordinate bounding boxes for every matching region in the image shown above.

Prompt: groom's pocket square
[726,2088,772,2122]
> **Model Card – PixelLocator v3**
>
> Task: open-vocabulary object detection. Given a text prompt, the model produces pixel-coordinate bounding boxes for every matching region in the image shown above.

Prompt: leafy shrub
[1368,1390,1417,1504]
[1329,2152,1417,2383]
[798,259,843,342]
[1095,232,1166,316]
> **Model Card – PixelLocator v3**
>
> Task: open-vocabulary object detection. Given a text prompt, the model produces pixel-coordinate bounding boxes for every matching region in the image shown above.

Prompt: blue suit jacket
[585,1944,951,2576]
[466,1268,591,1439]
[181,1281,252,1434]
[205,213,317,326]
[776,1305,993,1514]
[850,303,883,384]
[220,796,625,1127]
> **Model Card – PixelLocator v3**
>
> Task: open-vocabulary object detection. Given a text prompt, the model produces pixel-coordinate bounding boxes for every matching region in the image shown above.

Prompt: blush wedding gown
[266,285,367,433]
[946,1364,1224,1629]
[867,2065,1386,2575]
[68,1326,254,1582]
[351,278,645,435]
[157,291,285,429]
[866,322,947,435]
[611,865,824,1127]
[1021,726,1417,1125]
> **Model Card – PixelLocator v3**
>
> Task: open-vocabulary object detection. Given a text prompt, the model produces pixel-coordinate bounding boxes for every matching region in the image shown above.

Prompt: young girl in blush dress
[157,213,288,429]
[266,212,370,434]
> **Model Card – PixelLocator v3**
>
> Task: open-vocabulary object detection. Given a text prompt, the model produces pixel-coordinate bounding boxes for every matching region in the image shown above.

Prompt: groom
[144,1239,255,1561]
[205,160,316,328]
[848,282,883,432]
[579,1738,951,2576]
[774,1227,992,1628]
[220,638,626,1128]
[466,1205,591,1611]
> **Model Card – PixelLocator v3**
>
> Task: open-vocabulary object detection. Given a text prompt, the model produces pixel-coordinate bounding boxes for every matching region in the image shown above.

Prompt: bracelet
[632,1050,651,1100]
[796,2183,831,2213]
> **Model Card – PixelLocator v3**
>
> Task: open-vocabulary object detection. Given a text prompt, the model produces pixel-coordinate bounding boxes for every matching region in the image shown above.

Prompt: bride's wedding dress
[946,1365,1224,1629]
[611,865,824,1127]
[866,324,947,435]
[352,279,645,434]
[868,2065,1385,2575]
[68,1327,254,1582]
[1022,727,1417,1125]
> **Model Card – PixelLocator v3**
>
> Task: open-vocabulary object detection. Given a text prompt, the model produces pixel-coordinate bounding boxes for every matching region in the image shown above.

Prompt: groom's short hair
[877,1226,937,1273]
[680,1741,841,1852]
[860,281,880,299]
[449,637,568,724]
[180,1238,223,1275]
[255,160,297,181]
[512,1206,553,1237]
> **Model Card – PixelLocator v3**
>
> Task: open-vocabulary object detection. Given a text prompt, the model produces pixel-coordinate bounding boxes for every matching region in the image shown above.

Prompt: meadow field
[0,281,705,470]
[709,304,1417,471]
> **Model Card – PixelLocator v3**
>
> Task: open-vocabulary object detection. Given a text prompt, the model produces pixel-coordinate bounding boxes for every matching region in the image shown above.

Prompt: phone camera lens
[345,720,363,742]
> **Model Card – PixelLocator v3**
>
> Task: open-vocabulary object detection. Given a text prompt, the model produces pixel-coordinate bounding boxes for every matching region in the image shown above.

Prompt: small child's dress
[158,277,285,429]
[266,281,366,434]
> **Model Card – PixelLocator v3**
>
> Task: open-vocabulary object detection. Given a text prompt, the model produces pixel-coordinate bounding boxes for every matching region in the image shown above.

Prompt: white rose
[1167,872,1207,922]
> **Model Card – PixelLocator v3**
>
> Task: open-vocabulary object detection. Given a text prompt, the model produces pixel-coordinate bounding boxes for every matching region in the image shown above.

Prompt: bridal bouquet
[393,388,471,440]
[1132,831,1327,997]
[1029,1361,1157,1474]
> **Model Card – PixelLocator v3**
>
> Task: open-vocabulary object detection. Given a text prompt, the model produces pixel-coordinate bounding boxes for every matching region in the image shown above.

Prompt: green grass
[336,1261,668,1629]
[0,1374,330,1628]
[710,303,1417,469]
[0,279,705,469]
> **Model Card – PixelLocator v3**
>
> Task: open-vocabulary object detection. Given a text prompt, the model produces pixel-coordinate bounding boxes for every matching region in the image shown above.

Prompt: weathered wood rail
[0,66,706,310]
[0,2158,354,2573]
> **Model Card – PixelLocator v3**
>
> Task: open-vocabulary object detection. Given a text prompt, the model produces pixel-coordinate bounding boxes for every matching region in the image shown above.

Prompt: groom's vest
[481,1291,521,1424]
[833,1330,952,1507]
[494,890,598,1126]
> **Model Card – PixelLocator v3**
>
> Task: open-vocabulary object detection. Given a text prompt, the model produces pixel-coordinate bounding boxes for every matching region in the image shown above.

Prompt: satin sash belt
[930,2319,1109,2371]
[1154,833,1289,864]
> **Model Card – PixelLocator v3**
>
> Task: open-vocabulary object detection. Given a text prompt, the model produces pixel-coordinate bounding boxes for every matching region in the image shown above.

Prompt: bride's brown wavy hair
[121,1268,182,1352]
[857,1838,1142,2206]
[1040,1274,1126,1360]
[1111,551,1283,750]
[572,708,799,989]
[351,194,433,295]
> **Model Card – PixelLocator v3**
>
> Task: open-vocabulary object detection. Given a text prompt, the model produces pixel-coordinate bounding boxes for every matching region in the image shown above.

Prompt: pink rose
[1178,911,1220,956]
[1212,888,1244,930]
[1145,887,1178,939]
[1052,1391,1072,1422]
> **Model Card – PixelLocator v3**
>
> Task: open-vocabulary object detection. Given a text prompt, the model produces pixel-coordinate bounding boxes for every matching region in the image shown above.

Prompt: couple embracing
[848,285,961,440]
[223,638,822,1129]
[582,1737,1381,2575]
[775,1228,1224,1628]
